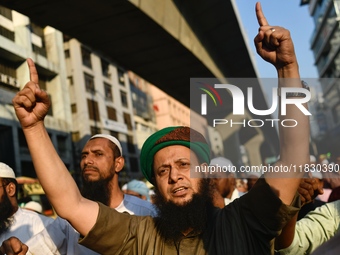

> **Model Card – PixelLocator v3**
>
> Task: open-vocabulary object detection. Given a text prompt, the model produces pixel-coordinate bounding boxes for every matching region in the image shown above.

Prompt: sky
[234,0,319,79]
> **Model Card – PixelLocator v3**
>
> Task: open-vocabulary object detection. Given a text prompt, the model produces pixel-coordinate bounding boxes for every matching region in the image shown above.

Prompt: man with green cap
[9,3,309,255]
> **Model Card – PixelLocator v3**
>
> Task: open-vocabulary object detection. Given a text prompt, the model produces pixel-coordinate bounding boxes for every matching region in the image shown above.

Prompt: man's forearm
[266,66,309,204]
[275,213,298,250]
[23,122,81,216]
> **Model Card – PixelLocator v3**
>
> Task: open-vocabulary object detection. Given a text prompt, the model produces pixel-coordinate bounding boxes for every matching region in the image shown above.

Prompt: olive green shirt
[80,178,300,255]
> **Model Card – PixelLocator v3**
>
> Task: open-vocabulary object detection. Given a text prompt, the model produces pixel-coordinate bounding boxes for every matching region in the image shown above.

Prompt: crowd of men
[0,2,340,255]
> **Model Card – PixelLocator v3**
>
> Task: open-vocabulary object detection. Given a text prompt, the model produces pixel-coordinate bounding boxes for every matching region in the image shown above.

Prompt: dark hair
[105,140,121,159]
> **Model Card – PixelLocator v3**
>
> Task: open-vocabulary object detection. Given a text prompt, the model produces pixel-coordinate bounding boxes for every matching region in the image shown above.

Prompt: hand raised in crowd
[298,176,324,206]
[12,58,51,129]
[0,237,28,255]
[254,2,298,71]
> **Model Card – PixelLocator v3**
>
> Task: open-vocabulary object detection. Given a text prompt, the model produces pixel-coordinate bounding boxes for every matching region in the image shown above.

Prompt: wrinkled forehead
[88,137,111,144]
[154,145,197,159]
[83,138,112,151]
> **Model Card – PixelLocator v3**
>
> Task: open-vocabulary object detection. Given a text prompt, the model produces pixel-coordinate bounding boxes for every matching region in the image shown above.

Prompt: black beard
[0,192,14,235]
[81,177,112,206]
[153,179,214,244]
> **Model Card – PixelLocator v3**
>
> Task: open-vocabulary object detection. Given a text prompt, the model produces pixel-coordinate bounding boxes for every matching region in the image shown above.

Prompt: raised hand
[12,58,51,129]
[254,2,298,70]
[0,237,28,255]
[298,177,324,206]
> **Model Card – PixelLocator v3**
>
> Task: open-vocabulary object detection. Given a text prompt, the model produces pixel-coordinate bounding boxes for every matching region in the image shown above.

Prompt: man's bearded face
[153,178,214,244]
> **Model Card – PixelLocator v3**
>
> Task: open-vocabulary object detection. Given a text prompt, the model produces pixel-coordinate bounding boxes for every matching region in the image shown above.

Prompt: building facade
[302,0,340,157]
[64,39,142,181]
[149,83,208,136]
[0,5,143,181]
[128,71,158,152]
[0,6,74,177]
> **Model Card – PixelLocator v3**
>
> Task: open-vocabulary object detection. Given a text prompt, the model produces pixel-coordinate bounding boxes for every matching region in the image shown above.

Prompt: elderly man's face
[153,145,202,205]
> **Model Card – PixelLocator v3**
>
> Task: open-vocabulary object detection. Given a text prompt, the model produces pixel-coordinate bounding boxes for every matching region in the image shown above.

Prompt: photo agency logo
[193,78,312,128]
[199,83,223,114]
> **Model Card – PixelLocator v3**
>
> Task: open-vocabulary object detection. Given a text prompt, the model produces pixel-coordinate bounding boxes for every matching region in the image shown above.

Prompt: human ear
[6,182,16,197]
[115,156,125,173]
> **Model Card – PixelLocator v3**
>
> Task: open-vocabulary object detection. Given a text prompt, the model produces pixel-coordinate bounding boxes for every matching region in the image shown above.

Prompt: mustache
[82,166,99,172]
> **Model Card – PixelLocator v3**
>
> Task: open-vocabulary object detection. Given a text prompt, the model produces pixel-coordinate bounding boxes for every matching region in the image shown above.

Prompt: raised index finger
[27,58,39,84]
[255,2,269,26]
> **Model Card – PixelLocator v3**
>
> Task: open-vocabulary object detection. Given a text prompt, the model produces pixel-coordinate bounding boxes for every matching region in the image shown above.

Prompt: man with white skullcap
[0,162,53,245]
[78,134,156,216]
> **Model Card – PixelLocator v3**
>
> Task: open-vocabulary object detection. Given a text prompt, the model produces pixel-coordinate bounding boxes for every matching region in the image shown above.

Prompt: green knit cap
[140,126,210,184]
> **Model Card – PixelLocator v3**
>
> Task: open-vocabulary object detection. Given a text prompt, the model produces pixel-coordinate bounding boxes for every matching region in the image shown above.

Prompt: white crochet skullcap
[0,162,16,178]
[90,134,123,156]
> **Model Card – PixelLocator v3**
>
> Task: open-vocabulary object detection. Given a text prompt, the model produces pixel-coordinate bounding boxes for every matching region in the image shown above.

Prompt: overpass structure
[0,0,280,166]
